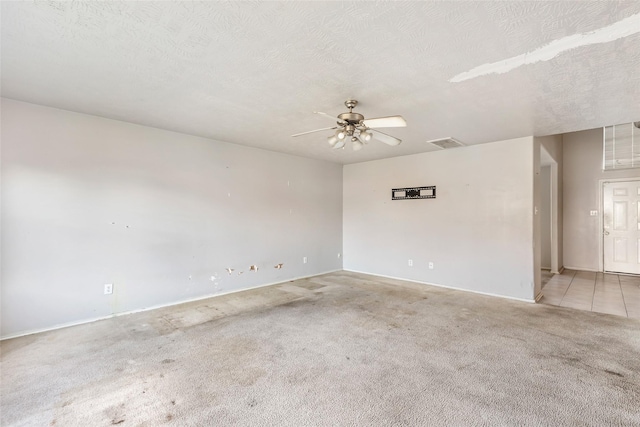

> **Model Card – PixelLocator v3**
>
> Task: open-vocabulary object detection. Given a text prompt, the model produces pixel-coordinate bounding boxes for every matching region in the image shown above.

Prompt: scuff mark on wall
[274,263,284,269]
[249,265,258,272]
[226,268,234,275]
[450,13,640,82]
[210,274,220,292]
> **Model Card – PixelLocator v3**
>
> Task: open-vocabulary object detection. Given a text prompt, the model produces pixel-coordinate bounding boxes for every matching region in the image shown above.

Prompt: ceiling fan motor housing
[337,99,366,136]
[338,112,365,124]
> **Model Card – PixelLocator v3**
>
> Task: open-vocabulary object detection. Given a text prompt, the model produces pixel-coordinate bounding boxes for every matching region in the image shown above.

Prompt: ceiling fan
[291,99,406,151]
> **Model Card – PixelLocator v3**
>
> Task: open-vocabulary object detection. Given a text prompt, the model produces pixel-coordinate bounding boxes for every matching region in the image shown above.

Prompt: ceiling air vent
[427,137,465,149]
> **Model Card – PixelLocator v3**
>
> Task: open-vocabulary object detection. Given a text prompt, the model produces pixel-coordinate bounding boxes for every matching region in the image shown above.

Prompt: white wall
[563,128,640,271]
[343,137,536,301]
[1,99,343,338]
[533,139,541,297]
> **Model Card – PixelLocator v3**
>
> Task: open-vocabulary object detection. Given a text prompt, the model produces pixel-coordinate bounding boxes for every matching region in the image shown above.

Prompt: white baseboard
[1,269,342,341]
[343,269,536,304]
[563,266,600,272]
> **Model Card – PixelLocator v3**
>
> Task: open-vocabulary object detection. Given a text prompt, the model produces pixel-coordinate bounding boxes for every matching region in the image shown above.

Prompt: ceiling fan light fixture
[334,139,346,149]
[336,128,346,140]
[360,130,372,142]
[327,135,338,147]
[352,138,364,151]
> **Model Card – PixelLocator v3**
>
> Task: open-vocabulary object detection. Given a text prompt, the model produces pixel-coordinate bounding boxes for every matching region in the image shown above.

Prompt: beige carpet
[1,271,639,426]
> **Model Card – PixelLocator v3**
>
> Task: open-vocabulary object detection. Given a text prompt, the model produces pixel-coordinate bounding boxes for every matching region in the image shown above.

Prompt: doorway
[540,147,560,273]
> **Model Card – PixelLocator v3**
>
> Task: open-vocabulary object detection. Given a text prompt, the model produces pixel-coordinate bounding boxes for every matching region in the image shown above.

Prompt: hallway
[540,270,640,318]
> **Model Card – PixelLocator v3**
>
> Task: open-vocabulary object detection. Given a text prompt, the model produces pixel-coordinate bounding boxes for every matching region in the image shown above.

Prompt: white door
[603,180,640,274]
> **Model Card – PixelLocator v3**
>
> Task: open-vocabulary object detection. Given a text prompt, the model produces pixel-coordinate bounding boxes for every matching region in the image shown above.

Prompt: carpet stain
[279,298,315,309]
[166,413,174,421]
[0,333,38,357]
[294,282,326,291]
[236,367,266,386]
[248,398,258,407]
[161,359,175,364]
[604,369,624,377]
[498,334,527,343]
[105,403,126,425]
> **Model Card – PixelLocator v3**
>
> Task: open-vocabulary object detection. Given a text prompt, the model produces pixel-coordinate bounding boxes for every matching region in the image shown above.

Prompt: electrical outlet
[590,210,598,216]
[104,283,113,295]
[303,257,307,264]
[429,262,434,270]
[408,259,413,267]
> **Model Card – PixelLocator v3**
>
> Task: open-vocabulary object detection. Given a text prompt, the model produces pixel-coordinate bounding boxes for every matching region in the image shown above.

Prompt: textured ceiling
[2,1,640,164]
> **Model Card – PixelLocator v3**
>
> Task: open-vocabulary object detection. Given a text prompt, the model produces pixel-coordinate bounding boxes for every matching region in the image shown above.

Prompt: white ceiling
[2,1,640,164]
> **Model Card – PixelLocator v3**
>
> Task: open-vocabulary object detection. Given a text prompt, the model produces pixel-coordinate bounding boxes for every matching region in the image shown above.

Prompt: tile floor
[540,269,640,318]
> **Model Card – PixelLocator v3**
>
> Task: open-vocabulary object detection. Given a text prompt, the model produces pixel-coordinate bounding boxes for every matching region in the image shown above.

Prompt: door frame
[539,146,560,274]
[599,177,640,272]
[548,163,560,273]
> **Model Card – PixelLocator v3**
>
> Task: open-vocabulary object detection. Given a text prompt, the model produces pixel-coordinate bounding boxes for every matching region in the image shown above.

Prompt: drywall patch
[450,12,640,82]
[210,274,221,292]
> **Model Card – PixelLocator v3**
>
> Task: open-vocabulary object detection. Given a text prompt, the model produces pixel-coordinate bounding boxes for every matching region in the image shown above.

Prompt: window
[603,122,640,170]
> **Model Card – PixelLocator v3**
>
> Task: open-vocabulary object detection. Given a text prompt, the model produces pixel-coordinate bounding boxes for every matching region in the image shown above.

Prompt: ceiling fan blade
[291,127,336,137]
[315,111,346,124]
[363,115,407,128]
[371,129,402,146]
